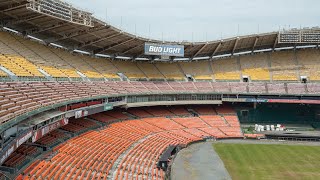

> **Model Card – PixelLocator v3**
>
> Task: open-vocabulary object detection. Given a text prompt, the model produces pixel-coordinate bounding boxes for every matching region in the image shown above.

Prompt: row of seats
[60,118,98,133]
[35,130,67,147]
[0,55,42,77]
[1,31,320,81]
[0,69,7,77]
[3,145,39,169]
[244,134,265,139]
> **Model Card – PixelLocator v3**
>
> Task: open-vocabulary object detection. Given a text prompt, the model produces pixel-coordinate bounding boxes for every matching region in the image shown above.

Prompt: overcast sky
[66,0,319,42]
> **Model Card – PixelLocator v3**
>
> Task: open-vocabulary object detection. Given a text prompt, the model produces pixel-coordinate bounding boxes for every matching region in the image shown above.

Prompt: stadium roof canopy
[0,0,320,60]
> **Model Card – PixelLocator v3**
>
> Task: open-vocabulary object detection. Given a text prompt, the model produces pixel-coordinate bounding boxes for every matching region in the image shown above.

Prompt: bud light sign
[144,43,184,57]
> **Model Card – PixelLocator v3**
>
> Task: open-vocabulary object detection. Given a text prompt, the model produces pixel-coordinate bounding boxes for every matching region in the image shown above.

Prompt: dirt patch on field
[171,142,231,180]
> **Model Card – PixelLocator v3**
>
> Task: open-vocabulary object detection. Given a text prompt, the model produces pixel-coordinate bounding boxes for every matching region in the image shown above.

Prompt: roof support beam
[79,32,122,49]
[2,4,25,12]
[27,22,68,35]
[210,42,222,58]
[252,36,259,53]
[0,9,40,29]
[121,42,144,55]
[7,14,44,26]
[133,51,145,59]
[273,36,278,51]
[192,43,207,59]
[94,38,136,54]
[48,25,109,44]
[232,38,239,55]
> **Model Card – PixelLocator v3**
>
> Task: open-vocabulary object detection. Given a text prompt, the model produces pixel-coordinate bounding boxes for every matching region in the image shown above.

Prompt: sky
[66,0,319,42]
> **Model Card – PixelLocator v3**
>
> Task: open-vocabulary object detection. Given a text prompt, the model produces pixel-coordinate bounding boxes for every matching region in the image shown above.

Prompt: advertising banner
[0,130,33,165]
[32,118,69,143]
[144,43,184,57]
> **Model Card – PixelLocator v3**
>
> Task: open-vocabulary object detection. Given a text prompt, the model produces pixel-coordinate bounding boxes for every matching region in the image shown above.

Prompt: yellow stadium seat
[82,71,104,78]
[112,61,146,79]
[0,55,43,77]
[212,58,241,81]
[137,63,164,79]
[297,49,320,81]
[214,72,240,80]
[60,69,80,78]
[271,51,298,81]
[240,54,270,81]
[273,74,298,81]
[0,69,7,77]
[242,68,270,81]
[40,66,68,78]
[103,73,119,79]
[194,75,213,80]
[179,61,213,80]
[154,63,185,80]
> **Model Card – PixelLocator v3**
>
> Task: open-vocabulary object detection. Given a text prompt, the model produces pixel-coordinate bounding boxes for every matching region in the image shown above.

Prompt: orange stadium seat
[18,105,244,179]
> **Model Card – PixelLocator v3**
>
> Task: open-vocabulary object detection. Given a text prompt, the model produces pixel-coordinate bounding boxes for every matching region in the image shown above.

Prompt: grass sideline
[213,143,320,180]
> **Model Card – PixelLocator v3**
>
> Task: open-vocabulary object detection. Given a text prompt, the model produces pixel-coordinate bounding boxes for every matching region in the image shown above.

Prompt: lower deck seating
[21,109,243,180]
[60,118,97,133]
[35,130,67,147]
[103,110,129,120]
[89,113,118,123]
[171,117,208,128]
[3,145,38,169]
[193,105,217,115]
[144,107,174,117]
[168,106,190,116]
[216,105,236,114]
[126,109,153,118]
[244,134,265,139]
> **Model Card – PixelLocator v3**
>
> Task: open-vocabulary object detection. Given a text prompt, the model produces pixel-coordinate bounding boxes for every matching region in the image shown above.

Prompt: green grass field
[213,143,320,180]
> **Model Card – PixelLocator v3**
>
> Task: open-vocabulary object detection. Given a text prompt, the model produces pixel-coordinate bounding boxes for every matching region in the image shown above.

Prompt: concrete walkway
[171,142,231,180]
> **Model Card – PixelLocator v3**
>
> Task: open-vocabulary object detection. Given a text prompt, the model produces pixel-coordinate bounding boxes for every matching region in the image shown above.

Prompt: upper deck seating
[179,61,213,80]
[0,55,43,77]
[0,69,7,77]
[112,61,146,79]
[240,53,270,81]
[82,56,119,79]
[154,63,185,80]
[212,58,240,81]
[297,49,320,81]
[270,51,298,81]
[136,62,164,79]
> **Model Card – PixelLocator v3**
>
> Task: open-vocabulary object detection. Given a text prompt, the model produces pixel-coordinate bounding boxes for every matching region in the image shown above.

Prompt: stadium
[0,0,320,179]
